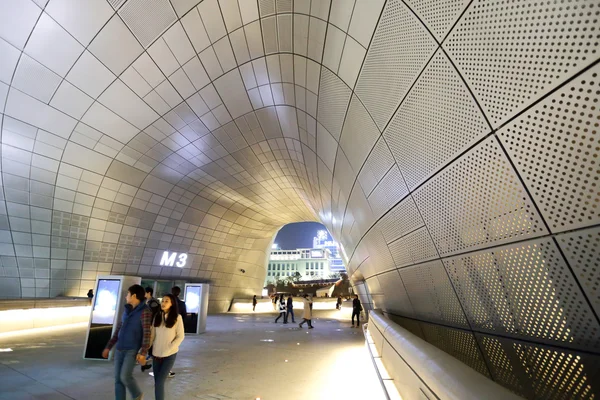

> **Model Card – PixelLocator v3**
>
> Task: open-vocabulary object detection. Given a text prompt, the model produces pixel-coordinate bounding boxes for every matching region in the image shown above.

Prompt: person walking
[252,295,257,311]
[167,286,187,378]
[87,289,94,305]
[272,294,277,311]
[286,294,295,323]
[298,294,313,329]
[274,294,287,323]
[141,287,161,372]
[151,293,185,400]
[351,295,363,328]
[336,295,342,310]
[102,284,152,400]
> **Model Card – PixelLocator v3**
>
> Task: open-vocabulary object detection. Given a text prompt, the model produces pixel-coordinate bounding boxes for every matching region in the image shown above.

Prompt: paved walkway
[0,310,385,400]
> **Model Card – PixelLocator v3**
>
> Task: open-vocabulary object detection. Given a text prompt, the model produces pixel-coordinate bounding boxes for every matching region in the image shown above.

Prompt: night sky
[273,222,328,249]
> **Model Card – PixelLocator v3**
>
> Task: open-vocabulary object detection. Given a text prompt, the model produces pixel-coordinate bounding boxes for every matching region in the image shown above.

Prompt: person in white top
[151,293,185,400]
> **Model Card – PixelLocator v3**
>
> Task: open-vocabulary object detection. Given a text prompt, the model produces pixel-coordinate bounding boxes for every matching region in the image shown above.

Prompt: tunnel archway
[0,0,599,398]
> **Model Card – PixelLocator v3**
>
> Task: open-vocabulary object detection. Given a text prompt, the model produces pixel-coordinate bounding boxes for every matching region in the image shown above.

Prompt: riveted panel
[444,0,600,127]
[399,260,468,328]
[419,321,491,378]
[384,49,490,190]
[557,226,600,319]
[498,65,600,233]
[413,136,548,256]
[445,238,600,352]
[355,0,437,130]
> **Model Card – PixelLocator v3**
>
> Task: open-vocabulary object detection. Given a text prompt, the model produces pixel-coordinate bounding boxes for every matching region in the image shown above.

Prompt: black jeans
[352,310,360,326]
[286,309,295,322]
[299,318,312,327]
[275,312,286,323]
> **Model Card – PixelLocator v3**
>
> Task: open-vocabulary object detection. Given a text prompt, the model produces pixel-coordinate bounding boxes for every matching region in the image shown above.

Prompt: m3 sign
[159,251,188,268]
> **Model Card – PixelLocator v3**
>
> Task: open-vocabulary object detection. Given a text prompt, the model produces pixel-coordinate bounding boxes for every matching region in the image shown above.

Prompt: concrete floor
[0,310,385,400]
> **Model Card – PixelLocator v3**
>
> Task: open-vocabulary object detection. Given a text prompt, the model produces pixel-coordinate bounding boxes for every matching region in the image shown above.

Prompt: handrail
[368,310,523,400]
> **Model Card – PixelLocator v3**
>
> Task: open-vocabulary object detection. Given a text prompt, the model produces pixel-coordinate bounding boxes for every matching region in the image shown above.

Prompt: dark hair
[128,284,145,301]
[153,293,179,329]
[145,286,153,295]
[171,286,181,297]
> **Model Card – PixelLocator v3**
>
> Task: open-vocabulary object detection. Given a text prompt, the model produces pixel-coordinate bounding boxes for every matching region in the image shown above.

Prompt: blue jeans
[153,353,177,400]
[286,309,295,322]
[114,349,142,400]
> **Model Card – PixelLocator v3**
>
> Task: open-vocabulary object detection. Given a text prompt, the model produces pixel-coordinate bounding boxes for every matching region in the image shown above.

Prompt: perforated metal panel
[419,321,491,378]
[478,334,600,399]
[399,260,469,328]
[404,0,470,41]
[377,269,415,317]
[376,195,423,244]
[414,136,548,256]
[557,226,600,319]
[367,165,409,219]
[388,226,438,268]
[339,96,381,173]
[357,137,395,197]
[445,238,600,352]
[384,49,490,190]
[119,0,177,48]
[498,64,600,233]
[317,67,352,140]
[444,0,600,127]
[355,0,437,129]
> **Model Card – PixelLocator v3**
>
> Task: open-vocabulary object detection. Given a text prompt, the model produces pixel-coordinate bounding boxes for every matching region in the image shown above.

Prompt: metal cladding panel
[557,226,600,319]
[497,65,600,233]
[413,136,549,257]
[399,260,469,329]
[419,321,491,378]
[477,333,600,400]
[0,0,599,398]
[444,238,600,352]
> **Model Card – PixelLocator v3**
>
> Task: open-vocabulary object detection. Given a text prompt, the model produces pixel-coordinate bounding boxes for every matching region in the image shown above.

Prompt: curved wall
[0,0,598,398]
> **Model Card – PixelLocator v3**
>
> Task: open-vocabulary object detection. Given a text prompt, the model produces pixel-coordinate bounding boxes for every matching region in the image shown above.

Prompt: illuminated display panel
[185,286,201,314]
[91,279,120,324]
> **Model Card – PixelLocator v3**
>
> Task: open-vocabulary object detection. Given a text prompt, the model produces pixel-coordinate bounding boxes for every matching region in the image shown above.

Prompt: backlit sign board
[159,251,188,267]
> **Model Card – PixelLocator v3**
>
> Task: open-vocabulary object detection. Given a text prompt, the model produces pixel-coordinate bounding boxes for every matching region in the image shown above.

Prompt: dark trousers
[275,312,286,323]
[299,318,312,327]
[286,309,295,322]
[352,310,360,326]
[153,353,177,400]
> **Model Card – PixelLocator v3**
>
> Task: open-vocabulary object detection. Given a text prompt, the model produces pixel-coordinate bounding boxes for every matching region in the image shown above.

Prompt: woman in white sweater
[152,293,185,400]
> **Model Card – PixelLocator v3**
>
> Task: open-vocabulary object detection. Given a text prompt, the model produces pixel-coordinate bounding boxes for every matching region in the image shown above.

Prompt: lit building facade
[312,230,346,274]
[265,247,331,283]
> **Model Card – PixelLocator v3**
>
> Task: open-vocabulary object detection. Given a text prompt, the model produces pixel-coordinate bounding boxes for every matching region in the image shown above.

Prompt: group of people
[272,293,314,328]
[102,284,187,400]
[269,293,364,329]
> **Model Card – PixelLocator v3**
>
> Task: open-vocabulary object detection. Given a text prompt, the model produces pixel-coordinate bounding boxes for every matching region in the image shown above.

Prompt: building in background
[265,231,347,285]
[265,247,331,284]
[312,230,346,274]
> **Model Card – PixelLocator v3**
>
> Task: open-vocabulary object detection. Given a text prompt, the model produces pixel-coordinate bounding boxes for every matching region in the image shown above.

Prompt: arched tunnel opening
[0,0,598,399]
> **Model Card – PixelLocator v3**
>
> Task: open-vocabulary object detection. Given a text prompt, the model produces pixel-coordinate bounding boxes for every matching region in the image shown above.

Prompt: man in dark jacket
[141,286,160,372]
[171,286,187,322]
[351,295,362,328]
[286,295,295,323]
[102,284,151,400]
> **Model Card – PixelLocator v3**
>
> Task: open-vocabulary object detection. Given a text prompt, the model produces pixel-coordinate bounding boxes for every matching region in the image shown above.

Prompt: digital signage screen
[85,279,121,359]
[185,286,201,314]
[91,279,120,324]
